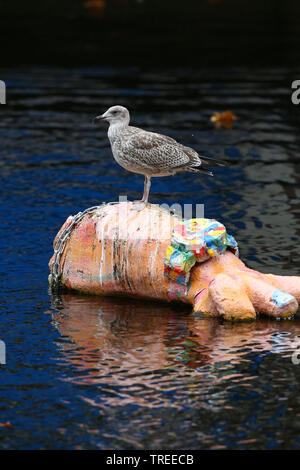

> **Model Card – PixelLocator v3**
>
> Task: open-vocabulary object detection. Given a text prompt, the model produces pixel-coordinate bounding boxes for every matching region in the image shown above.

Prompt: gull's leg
[132,176,151,210]
[142,175,151,203]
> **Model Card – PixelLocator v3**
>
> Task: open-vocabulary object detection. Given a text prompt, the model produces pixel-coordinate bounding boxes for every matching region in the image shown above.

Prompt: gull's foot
[131,200,147,211]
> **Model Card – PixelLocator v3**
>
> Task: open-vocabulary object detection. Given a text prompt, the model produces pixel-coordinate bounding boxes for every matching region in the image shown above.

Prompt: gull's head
[94,105,130,126]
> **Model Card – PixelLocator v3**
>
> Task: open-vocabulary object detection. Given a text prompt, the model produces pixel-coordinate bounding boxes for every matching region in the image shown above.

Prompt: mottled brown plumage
[94,105,224,209]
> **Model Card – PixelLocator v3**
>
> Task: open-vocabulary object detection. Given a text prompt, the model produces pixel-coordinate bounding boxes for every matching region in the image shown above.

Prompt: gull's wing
[123,129,199,171]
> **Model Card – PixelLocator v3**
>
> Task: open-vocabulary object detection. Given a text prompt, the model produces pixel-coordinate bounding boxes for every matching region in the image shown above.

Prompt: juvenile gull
[94,105,225,210]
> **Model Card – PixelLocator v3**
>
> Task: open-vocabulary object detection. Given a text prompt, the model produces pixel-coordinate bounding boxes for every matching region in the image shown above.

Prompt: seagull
[94,105,225,210]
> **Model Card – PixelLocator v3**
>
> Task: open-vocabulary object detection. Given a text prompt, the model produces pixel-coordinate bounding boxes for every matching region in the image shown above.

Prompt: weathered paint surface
[50,203,178,301]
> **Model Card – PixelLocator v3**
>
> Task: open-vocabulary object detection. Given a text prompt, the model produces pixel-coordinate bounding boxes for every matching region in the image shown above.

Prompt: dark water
[1,66,300,449]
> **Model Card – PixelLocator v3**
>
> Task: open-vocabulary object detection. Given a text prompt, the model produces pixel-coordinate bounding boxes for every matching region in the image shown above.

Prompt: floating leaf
[210,110,237,129]
[0,421,12,429]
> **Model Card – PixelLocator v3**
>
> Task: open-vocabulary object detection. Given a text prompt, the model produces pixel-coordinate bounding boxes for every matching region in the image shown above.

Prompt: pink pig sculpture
[49,202,300,321]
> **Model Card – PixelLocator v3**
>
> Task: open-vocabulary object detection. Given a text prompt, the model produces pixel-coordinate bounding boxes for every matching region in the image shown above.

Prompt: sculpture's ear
[208,274,256,322]
[193,274,257,322]
[192,287,219,317]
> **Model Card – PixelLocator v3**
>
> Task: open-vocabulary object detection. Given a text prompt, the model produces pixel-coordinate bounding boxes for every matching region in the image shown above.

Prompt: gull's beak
[93,114,106,124]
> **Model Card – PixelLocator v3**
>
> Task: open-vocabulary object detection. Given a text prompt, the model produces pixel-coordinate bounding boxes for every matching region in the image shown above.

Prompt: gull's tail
[200,156,227,167]
[188,167,214,176]
[187,155,228,175]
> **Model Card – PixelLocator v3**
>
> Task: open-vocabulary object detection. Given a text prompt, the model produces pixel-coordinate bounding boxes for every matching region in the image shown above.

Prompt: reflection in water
[49,293,300,414]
